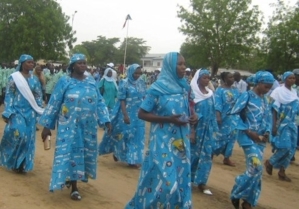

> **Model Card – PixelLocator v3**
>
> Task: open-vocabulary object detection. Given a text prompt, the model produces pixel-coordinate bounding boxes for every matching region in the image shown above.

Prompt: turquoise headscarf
[148,52,190,96]
[246,74,256,84]
[254,71,275,84]
[127,64,141,84]
[16,54,33,71]
[68,53,86,72]
[282,71,294,82]
[197,69,210,79]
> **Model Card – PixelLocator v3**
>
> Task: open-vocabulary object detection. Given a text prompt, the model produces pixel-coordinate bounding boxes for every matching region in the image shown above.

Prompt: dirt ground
[0,107,298,209]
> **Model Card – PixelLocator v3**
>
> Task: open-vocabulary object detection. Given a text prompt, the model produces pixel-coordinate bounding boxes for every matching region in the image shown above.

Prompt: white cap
[107,63,114,67]
[185,68,191,72]
[157,68,161,71]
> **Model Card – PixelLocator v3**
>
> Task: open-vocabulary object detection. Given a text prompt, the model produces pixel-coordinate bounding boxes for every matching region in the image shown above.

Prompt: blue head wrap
[16,54,33,71]
[197,69,210,79]
[68,53,86,72]
[148,52,190,96]
[126,64,141,84]
[254,71,275,84]
[246,74,256,84]
[282,71,294,82]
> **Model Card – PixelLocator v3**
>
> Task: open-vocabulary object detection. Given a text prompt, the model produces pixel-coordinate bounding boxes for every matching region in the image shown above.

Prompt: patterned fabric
[231,144,264,207]
[269,99,299,169]
[229,90,272,147]
[230,89,272,206]
[0,75,42,171]
[98,64,146,165]
[214,87,240,158]
[39,75,110,191]
[254,71,275,84]
[191,96,218,186]
[125,93,192,209]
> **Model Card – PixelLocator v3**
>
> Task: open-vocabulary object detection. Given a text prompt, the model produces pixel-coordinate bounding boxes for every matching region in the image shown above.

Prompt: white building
[141,53,165,72]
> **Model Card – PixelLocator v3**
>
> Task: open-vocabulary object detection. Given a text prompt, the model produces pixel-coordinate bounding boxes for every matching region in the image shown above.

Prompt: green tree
[263,0,299,73]
[73,36,120,66]
[118,37,151,65]
[0,0,76,62]
[178,0,262,75]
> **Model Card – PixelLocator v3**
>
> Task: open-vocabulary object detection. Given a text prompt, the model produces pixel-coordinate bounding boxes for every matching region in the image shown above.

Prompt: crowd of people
[0,52,298,209]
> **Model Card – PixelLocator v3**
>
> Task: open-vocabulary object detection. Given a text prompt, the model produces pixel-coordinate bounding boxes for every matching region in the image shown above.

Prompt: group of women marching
[0,51,298,209]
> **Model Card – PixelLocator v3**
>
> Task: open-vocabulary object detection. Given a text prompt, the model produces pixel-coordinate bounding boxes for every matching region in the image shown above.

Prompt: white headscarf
[190,69,213,103]
[102,68,118,90]
[270,84,299,107]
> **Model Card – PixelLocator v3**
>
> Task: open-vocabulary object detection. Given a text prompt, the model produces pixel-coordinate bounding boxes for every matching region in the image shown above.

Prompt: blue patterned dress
[191,96,218,186]
[214,87,239,158]
[269,100,299,168]
[98,78,146,165]
[230,90,271,207]
[125,92,192,209]
[0,75,42,171]
[39,76,110,191]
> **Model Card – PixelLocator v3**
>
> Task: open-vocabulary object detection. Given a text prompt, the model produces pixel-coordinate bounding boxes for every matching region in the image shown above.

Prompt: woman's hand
[189,114,198,125]
[2,116,9,123]
[169,115,188,126]
[105,122,112,134]
[123,115,130,124]
[41,127,51,142]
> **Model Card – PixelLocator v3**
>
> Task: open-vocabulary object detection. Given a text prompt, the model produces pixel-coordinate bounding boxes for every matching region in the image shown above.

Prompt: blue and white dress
[0,75,42,172]
[99,69,147,165]
[230,90,272,207]
[214,87,239,158]
[39,76,110,191]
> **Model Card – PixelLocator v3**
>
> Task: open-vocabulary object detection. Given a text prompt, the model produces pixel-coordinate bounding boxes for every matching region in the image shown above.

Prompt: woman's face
[35,66,42,74]
[22,60,34,71]
[176,55,186,79]
[226,73,234,86]
[198,75,210,87]
[133,68,142,80]
[73,60,87,74]
[285,75,296,87]
[107,70,112,77]
[257,83,273,95]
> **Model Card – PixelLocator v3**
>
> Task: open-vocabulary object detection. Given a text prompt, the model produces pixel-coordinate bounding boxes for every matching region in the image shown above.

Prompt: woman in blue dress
[125,52,198,209]
[39,54,111,201]
[99,64,146,167]
[214,72,240,166]
[265,71,299,182]
[230,71,274,209]
[190,69,218,195]
[0,54,43,173]
[98,68,118,111]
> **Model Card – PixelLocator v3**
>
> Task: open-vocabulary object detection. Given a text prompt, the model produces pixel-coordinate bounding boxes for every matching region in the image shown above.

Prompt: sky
[58,0,298,54]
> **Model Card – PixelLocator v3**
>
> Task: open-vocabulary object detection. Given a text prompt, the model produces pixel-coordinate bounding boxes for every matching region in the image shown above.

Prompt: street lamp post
[71,11,77,28]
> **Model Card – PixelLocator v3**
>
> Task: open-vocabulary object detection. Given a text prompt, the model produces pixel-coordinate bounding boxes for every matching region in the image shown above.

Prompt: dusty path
[0,113,298,209]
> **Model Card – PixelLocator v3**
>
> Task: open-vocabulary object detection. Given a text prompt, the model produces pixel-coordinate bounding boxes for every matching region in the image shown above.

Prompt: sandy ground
[0,108,298,209]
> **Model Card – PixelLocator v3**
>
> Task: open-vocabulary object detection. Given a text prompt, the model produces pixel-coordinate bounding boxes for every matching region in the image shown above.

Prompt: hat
[293,69,299,75]
[185,68,191,72]
[107,63,114,68]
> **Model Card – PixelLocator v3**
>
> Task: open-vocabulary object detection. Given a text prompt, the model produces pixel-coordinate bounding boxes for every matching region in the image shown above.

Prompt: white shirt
[233,79,248,93]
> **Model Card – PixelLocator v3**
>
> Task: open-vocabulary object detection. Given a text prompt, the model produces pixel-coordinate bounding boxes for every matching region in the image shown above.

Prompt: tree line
[0,0,298,74]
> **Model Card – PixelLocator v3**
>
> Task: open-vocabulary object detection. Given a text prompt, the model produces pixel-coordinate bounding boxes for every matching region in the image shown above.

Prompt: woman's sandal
[113,154,118,162]
[231,199,240,209]
[65,181,71,189]
[264,160,273,175]
[70,191,82,201]
[278,173,292,182]
[241,201,252,209]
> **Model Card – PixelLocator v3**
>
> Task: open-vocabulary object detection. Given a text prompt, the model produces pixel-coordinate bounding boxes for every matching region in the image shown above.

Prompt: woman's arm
[138,108,188,126]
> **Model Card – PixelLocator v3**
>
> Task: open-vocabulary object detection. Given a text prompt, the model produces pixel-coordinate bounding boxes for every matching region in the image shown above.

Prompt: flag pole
[123,19,129,75]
